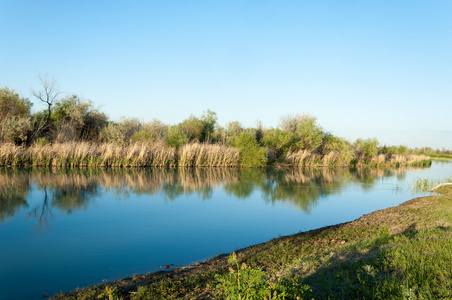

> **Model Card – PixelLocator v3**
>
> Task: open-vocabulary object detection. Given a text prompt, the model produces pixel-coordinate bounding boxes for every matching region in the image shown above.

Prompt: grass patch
[425,153,452,160]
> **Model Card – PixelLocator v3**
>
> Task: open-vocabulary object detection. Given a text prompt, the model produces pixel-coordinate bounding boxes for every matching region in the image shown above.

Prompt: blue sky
[1,1,451,149]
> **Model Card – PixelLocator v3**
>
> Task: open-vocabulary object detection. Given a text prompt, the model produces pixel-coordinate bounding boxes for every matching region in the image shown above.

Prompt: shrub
[53,95,108,142]
[224,121,244,146]
[261,128,293,159]
[131,119,167,143]
[234,132,267,167]
[100,118,141,145]
[0,117,31,144]
[279,113,324,152]
[354,138,379,161]
[295,115,324,152]
[319,134,354,166]
[0,87,32,119]
[179,115,204,142]
[165,126,188,149]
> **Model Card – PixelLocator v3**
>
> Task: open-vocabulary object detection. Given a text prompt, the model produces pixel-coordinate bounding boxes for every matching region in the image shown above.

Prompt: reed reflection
[0,166,430,227]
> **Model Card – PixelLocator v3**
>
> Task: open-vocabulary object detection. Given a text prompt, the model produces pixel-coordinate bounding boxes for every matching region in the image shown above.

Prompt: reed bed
[285,150,322,166]
[285,149,355,166]
[285,149,431,168]
[0,142,178,167]
[410,176,452,193]
[0,142,241,167]
[0,142,432,168]
[178,143,240,167]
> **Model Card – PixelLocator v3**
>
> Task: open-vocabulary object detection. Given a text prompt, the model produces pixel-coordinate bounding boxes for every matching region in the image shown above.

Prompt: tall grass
[0,141,432,168]
[285,150,322,166]
[0,142,178,167]
[285,150,431,168]
[0,142,242,168]
[179,143,240,167]
[410,176,452,193]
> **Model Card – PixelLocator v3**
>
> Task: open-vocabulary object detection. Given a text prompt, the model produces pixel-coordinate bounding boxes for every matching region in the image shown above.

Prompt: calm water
[0,161,451,299]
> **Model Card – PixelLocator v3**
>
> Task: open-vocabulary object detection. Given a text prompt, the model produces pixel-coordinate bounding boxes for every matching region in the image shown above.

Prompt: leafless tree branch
[31,73,61,122]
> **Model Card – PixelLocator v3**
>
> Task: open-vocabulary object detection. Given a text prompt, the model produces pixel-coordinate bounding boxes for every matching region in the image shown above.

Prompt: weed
[215,252,311,300]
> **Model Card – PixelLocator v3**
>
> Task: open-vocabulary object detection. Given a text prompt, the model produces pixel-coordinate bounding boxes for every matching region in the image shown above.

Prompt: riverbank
[425,153,452,161]
[51,186,452,299]
[0,141,431,168]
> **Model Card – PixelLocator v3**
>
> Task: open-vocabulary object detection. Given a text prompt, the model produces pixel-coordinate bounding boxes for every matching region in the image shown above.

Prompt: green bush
[261,128,293,159]
[165,126,188,149]
[53,95,108,142]
[131,119,167,143]
[234,132,267,167]
[224,121,244,146]
[0,116,31,144]
[279,113,324,152]
[0,87,32,119]
[295,115,324,152]
[100,118,140,145]
[319,134,354,165]
[354,138,379,160]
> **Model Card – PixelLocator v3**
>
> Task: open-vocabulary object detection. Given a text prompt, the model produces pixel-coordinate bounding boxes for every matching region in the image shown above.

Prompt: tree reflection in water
[0,165,431,229]
[27,187,53,234]
[0,168,29,222]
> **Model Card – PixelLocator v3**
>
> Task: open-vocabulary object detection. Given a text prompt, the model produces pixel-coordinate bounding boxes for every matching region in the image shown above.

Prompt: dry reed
[285,149,431,167]
[0,142,178,167]
[178,143,240,167]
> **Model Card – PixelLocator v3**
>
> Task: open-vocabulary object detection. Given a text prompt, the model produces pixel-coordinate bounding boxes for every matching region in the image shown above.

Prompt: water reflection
[0,169,29,222]
[0,166,430,228]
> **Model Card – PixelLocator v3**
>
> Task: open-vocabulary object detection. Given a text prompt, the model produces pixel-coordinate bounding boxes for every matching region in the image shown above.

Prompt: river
[0,161,450,299]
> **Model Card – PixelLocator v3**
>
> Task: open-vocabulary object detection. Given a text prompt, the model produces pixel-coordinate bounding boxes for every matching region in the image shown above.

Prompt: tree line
[0,79,447,167]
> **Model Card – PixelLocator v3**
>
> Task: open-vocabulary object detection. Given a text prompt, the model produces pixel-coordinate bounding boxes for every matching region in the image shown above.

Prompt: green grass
[424,153,452,160]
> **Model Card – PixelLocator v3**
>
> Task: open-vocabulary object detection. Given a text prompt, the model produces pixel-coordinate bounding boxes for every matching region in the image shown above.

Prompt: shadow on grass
[301,224,452,300]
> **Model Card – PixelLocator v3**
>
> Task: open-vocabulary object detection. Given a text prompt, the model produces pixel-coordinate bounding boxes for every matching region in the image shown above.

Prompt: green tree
[179,115,203,142]
[200,109,217,142]
[0,87,32,144]
[0,87,32,119]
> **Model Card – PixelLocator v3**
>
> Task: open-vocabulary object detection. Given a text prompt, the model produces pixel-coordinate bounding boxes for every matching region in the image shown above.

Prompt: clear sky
[1,0,451,149]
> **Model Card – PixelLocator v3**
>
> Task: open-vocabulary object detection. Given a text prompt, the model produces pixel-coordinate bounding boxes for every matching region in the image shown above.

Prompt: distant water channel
[0,161,451,299]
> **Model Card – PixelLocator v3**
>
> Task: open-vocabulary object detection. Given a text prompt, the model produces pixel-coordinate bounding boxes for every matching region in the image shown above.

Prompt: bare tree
[31,74,61,123]
[27,187,53,235]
